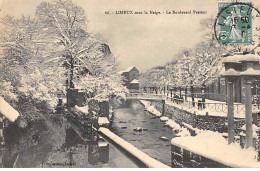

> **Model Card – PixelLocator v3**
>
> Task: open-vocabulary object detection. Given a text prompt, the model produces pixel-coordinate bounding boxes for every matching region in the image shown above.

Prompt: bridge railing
[165,96,251,116]
[127,92,260,116]
[126,93,165,100]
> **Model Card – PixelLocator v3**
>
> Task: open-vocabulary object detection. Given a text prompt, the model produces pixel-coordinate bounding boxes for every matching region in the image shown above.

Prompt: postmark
[214,2,260,45]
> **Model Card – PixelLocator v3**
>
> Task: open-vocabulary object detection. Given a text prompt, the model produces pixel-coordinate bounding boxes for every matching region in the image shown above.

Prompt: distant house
[119,66,140,91]
[129,79,140,92]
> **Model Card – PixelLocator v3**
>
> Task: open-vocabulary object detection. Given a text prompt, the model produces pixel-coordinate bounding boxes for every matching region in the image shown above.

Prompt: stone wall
[171,144,229,168]
[151,101,245,134]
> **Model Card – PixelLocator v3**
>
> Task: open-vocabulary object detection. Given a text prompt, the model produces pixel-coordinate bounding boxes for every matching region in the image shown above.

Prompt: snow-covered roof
[0,97,20,122]
[98,117,110,125]
[75,105,88,115]
[118,71,125,74]
[98,142,108,147]
[119,66,137,74]
[255,47,260,53]
[125,66,136,72]
[240,68,260,76]
[222,54,260,63]
[130,79,139,84]
[239,54,260,62]
[221,68,240,77]
[222,55,243,63]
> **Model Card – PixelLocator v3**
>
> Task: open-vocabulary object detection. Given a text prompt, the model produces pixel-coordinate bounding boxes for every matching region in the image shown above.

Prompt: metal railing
[128,92,260,116]
[165,96,260,116]
[126,93,164,100]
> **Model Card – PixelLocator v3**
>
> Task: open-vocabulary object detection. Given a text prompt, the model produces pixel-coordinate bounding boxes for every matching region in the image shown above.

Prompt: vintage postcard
[0,0,260,168]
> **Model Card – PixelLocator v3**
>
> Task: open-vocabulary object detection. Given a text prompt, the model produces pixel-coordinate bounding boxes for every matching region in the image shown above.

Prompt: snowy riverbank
[140,100,191,137]
[139,100,161,117]
[171,131,260,168]
[139,99,260,167]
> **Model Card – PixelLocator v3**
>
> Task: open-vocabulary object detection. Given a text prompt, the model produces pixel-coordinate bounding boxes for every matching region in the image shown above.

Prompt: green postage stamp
[218,2,253,44]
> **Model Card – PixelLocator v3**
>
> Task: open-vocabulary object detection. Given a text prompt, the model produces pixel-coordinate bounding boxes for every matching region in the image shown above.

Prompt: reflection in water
[0,148,3,168]
[65,126,110,166]
[98,142,109,163]
[88,141,109,165]
[126,99,140,109]
[1,111,138,168]
[65,126,85,147]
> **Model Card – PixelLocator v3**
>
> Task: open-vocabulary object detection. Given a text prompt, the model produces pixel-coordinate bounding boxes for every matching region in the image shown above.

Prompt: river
[111,99,176,166]
[1,99,175,168]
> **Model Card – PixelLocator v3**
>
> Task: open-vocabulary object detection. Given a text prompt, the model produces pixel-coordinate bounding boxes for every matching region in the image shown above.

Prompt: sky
[0,0,224,72]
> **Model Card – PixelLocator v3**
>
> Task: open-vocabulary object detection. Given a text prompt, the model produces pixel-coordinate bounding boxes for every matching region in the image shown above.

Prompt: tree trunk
[202,85,206,109]
[191,85,195,107]
[170,89,173,101]
[69,55,74,88]
[185,87,187,101]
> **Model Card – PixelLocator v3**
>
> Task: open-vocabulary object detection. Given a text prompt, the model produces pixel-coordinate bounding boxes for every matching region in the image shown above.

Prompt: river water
[1,117,138,168]
[1,99,175,168]
[111,99,176,166]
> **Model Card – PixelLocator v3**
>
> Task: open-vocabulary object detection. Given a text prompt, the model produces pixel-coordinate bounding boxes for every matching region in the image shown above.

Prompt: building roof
[222,54,260,63]
[130,79,139,84]
[119,66,138,74]
[222,67,260,76]
[221,68,240,77]
[240,68,260,76]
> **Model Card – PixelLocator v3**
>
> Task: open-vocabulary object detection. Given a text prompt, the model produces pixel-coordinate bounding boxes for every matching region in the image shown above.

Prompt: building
[190,53,260,105]
[129,79,140,92]
[119,66,140,91]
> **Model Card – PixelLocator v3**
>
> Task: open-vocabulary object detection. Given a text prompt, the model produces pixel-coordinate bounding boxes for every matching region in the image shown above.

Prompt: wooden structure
[222,54,260,147]
[119,66,140,89]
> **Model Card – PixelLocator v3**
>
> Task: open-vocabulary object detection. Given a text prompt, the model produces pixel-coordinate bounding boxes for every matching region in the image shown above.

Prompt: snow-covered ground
[138,94,260,167]
[139,100,161,117]
[160,116,169,122]
[165,99,246,118]
[171,131,260,168]
[98,117,110,125]
[165,119,181,130]
[240,124,259,138]
[140,100,191,137]
[139,99,260,167]
[140,93,260,118]
[0,96,20,122]
[166,95,260,118]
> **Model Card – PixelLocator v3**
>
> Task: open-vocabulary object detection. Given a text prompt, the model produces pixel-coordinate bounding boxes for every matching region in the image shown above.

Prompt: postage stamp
[217,2,253,44]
